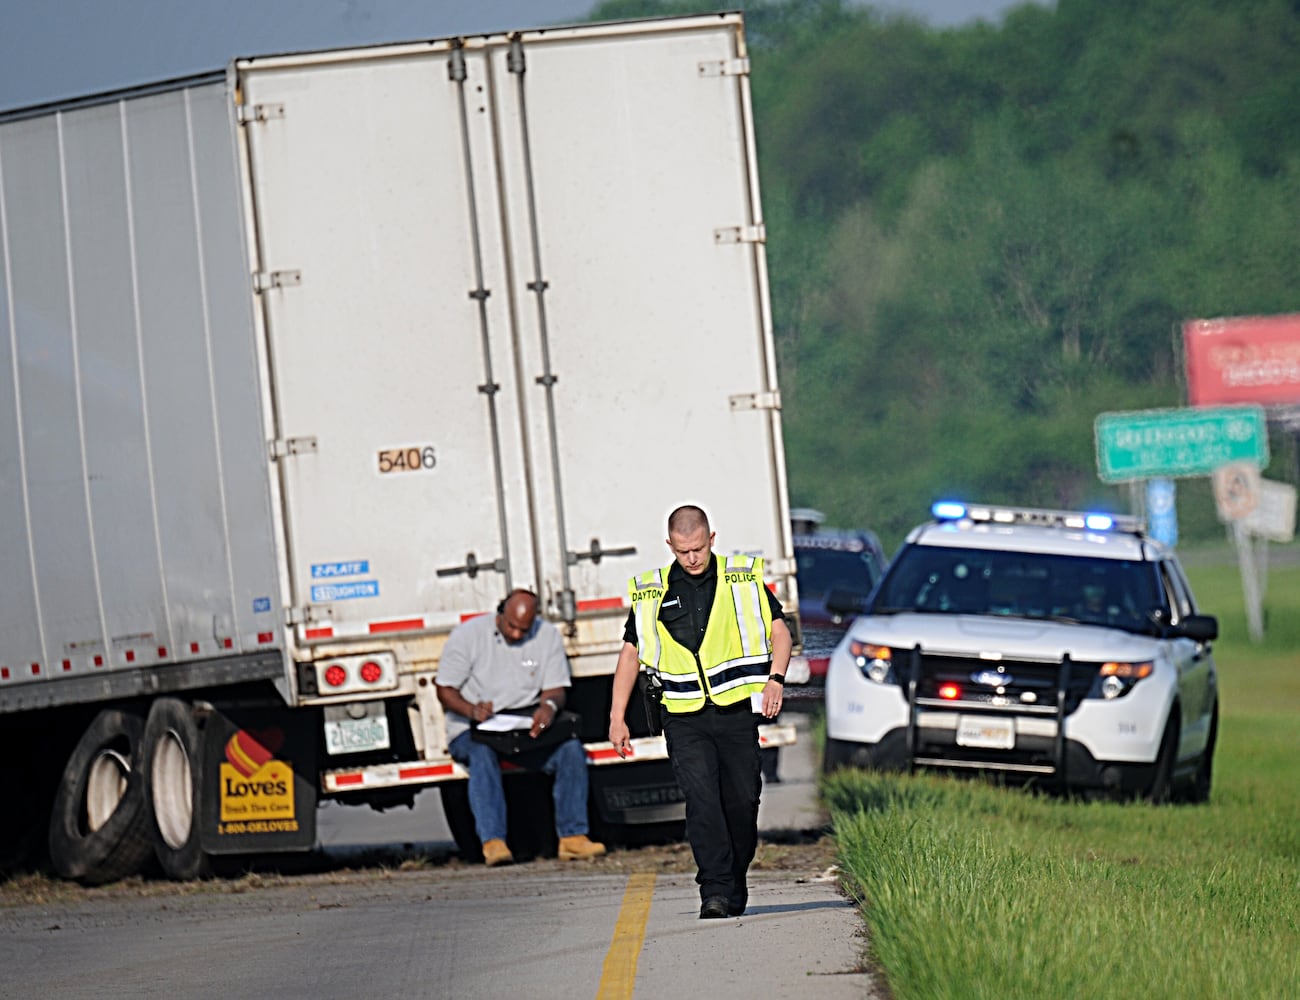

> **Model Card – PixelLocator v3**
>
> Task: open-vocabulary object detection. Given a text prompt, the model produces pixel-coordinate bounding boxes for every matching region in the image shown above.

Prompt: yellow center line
[596,872,656,1000]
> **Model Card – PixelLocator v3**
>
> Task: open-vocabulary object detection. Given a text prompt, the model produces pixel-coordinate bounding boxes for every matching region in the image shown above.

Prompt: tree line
[590,0,1300,548]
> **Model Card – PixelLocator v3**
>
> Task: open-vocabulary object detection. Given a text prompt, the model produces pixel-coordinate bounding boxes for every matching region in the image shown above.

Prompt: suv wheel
[1145,713,1179,804]
[821,733,863,769]
[1177,701,1217,805]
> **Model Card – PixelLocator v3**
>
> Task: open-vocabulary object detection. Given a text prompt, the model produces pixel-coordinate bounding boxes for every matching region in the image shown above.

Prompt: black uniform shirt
[623,556,784,654]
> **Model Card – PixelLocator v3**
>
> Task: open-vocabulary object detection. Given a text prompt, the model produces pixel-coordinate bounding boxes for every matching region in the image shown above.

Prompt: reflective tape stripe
[578,596,624,611]
[629,569,666,673]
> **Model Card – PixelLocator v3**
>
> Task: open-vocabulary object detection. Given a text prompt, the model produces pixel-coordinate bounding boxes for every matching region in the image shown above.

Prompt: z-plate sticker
[312,561,369,579]
[311,580,379,602]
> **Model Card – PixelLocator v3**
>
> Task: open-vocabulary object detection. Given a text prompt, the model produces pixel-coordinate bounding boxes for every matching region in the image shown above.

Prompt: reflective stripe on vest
[628,568,666,674]
[628,554,773,714]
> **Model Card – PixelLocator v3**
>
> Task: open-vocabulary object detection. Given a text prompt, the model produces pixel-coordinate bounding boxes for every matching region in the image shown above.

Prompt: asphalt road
[0,865,874,1000]
[0,714,884,1000]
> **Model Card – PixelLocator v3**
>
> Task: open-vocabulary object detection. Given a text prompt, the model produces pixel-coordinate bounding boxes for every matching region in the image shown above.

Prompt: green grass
[824,555,1300,1000]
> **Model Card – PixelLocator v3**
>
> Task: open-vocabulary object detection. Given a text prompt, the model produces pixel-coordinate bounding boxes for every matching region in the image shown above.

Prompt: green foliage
[824,557,1300,999]
[706,0,1300,544]
[580,1,1300,545]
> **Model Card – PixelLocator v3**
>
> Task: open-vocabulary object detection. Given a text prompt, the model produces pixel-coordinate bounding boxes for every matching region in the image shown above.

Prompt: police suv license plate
[956,715,1015,750]
[324,702,391,755]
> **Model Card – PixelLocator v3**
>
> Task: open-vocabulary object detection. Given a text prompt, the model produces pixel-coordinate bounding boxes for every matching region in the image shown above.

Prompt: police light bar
[930,501,1142,535]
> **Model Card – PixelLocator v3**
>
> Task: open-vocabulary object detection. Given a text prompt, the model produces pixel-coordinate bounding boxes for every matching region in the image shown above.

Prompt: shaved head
[667,505,714,576]
[497,588,539,643]
[667,504,710,537]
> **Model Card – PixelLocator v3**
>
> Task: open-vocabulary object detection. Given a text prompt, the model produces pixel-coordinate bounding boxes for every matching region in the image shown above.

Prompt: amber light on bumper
[1097,660,1153,699]
[850,639,894,683]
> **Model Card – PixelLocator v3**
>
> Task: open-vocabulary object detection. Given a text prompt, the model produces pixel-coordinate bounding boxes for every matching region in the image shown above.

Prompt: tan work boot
[558,834,606,861]
[482,838,514,867]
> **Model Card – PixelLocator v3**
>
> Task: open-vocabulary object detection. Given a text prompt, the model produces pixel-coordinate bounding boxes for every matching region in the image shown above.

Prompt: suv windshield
[872,545,1163,632]
[796,547,881,599]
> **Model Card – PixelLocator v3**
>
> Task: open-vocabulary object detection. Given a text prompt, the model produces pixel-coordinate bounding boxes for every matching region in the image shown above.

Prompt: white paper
[750,691,765,714]
[476,713,534,732]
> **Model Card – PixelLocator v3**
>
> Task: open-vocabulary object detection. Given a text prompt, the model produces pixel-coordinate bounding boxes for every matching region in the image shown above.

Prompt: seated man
[436,589,605,866]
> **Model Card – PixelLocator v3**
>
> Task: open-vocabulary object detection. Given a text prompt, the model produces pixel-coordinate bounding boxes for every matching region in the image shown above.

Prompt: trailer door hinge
[714,224,766,245]
[765,557,796,577]
[728,390,781,411]
[253,270,302,292]
[238,102,286,124]
[698,57,750,78]
[269,436,318,460]
[286,605,329,626]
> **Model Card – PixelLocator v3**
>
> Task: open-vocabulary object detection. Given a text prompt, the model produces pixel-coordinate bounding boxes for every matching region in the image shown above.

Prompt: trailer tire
[142,698,210,880]
[589,817,685,848]
[439,781,482,862]
[48,706,154,885]
[439,772,558,863]
[0,769,50,876]
[0,719,57,876]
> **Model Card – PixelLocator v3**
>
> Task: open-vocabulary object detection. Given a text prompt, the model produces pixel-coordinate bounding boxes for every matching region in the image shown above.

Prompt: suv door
[1158,558,1215,757]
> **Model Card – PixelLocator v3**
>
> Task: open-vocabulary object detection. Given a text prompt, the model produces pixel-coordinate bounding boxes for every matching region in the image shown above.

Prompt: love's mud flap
[200,707,317,854]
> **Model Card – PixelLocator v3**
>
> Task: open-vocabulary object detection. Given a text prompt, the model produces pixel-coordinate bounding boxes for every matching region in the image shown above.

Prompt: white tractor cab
[824,501,1219,802]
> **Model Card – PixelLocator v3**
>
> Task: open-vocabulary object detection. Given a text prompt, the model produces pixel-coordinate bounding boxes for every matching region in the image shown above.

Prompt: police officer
[608,504,791,918]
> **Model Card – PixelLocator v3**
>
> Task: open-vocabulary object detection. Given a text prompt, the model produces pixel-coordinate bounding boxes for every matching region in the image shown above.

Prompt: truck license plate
[956,716,1015,750]
[324,703,391,755]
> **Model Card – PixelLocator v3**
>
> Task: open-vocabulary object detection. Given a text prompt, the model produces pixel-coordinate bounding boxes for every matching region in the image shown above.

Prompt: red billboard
[1184,314,1300,407]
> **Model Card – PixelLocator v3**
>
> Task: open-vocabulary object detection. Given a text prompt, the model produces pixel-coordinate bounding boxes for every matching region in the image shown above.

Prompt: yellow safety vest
[628,554,774,714]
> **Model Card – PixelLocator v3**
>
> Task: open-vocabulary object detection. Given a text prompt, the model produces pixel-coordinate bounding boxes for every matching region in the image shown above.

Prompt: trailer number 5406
[377,445,437,475]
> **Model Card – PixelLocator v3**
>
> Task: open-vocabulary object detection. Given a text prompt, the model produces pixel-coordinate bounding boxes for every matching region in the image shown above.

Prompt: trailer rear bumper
[321,723,797,793]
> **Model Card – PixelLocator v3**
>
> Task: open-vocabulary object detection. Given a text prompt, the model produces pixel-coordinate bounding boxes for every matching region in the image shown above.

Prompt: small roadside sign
[1242,479,1297,543]
[1095,405,1268,483]
[1146,478,1178,547]
[1212,462,1261,522]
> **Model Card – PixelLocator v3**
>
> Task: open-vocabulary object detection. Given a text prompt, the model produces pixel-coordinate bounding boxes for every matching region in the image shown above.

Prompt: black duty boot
[699,896,729,919]
[728,874,748,916]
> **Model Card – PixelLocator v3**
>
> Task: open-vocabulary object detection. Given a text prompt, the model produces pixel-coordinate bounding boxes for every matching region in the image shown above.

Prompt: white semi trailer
[0,13,798,883]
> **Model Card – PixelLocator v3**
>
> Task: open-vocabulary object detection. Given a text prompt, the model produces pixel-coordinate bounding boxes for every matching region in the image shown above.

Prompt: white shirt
[437,612,571,743]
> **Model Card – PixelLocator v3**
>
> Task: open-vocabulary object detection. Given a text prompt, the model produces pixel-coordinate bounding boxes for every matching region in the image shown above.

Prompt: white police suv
[824,502,1219,802]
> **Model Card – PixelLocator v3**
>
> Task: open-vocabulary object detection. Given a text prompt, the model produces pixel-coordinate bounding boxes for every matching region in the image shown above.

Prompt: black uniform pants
[663,702,762,902]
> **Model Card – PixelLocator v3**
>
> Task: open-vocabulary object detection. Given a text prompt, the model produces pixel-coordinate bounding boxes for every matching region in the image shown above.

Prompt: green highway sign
[1095,405,1269,483]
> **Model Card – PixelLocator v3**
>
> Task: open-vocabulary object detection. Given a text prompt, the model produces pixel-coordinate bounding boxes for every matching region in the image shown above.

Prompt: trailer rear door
[236,15,792,645]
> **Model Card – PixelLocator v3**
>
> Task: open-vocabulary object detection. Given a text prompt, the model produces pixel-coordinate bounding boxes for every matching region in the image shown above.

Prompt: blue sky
[1,1,1041,112]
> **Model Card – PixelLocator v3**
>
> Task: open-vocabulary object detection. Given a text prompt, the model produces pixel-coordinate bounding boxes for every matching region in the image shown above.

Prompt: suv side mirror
[1176,614,1219,643]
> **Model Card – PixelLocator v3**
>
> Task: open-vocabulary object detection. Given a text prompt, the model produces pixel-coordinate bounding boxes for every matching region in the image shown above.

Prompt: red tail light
[938,683,961,700]
[324,664,347,687]
[359,660,383,683]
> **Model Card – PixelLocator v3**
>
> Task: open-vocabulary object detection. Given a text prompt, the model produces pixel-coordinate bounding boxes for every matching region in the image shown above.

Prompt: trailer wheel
[142,698,210,880]
[589,817,686,848]
[48,707,154,884]
[438,773,558,863]
[0,761,51,875]
[439,781,482,862]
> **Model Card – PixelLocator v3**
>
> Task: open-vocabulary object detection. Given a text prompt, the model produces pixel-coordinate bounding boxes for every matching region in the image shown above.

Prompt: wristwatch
[767,674,785,686]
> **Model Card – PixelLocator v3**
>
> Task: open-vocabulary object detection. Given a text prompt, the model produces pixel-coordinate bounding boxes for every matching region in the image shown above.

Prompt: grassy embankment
[823,555,1300,999]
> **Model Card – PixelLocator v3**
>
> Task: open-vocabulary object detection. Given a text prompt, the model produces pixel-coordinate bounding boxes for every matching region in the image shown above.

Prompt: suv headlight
[849,640,894,684]
[1093,661,1153,700]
